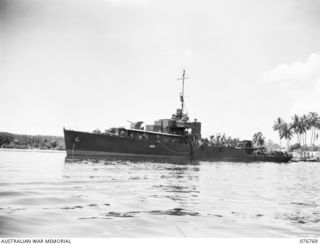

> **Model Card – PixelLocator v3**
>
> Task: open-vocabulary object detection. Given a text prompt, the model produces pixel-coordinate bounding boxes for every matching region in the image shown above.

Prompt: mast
[178,69,188,114]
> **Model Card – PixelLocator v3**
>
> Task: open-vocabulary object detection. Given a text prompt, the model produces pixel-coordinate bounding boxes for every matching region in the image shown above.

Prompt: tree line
[0,132,65,150]
[272,112,320,151]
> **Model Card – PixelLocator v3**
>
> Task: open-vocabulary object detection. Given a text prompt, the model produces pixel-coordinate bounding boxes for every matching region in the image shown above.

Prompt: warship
[64,70,291,163]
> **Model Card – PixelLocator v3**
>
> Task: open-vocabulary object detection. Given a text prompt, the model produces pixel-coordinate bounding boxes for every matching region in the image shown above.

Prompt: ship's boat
[64,70,292,163]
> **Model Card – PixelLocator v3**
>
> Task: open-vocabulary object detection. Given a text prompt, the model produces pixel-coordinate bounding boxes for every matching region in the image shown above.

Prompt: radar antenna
[177,69,189,114]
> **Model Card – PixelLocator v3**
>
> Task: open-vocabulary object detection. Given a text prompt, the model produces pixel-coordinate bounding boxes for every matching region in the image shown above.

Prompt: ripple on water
[1,150,320,237]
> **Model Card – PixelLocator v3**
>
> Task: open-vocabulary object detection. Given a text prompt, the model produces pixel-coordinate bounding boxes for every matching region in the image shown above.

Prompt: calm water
[0,149,319,237]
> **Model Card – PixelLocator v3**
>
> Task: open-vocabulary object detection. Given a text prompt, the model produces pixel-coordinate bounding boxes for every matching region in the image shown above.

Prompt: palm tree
[315,116,320,147]
[210,135,215,142]
[280,122,293,151]
[308,112,320,147]
[226,136,232,146]
[221,133,226,145]
[275,112,320,156]
[216,134,221,144]
[301,114,311,150]
[253,132,265,148]
[291,114,301,146]
[273,117,284,150]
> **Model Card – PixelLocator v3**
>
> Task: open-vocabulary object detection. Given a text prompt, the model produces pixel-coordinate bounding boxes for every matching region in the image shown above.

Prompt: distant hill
[0,132,65,150]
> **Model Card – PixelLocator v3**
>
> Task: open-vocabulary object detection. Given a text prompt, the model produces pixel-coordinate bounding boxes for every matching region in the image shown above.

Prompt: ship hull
[64,129,291,163]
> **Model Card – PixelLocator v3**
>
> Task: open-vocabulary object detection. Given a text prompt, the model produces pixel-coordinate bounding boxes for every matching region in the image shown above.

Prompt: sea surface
[0,149,319,237]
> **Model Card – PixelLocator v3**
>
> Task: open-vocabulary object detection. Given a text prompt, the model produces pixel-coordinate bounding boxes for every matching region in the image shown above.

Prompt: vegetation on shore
[208,133,240,147]
[3,112,319,155]
[272,112,320,154]
[0,132,65,150]
[252,131,265,147]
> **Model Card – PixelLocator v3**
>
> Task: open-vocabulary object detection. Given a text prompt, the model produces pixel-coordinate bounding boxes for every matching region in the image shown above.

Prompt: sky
[1,0,320,142]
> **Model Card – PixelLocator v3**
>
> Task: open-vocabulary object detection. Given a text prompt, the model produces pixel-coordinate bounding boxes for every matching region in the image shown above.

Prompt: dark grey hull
[64,129,291,163]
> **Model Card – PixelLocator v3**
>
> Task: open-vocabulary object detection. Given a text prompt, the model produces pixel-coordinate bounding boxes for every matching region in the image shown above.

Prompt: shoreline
[0,148,65,154]
[1,148,319,162]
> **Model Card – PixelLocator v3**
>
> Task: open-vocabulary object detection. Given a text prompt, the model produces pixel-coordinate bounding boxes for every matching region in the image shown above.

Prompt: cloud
[261,53,320,87]
[261,53,320,115]
[184,49,194,59]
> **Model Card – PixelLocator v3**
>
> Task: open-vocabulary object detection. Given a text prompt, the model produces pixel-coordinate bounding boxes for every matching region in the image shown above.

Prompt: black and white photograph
[0,0,320,242]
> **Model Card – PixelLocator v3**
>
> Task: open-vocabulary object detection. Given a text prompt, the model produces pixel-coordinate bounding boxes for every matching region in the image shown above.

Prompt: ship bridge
[145,69,201,143]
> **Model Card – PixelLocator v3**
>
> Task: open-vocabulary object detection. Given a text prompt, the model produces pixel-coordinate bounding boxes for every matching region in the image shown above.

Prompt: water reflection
[62,159,202,220]
[153,164,200,206]
[79,208,200,220]
[277,211,320,224]
[64,157,198,165]
[2,150,320,237]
